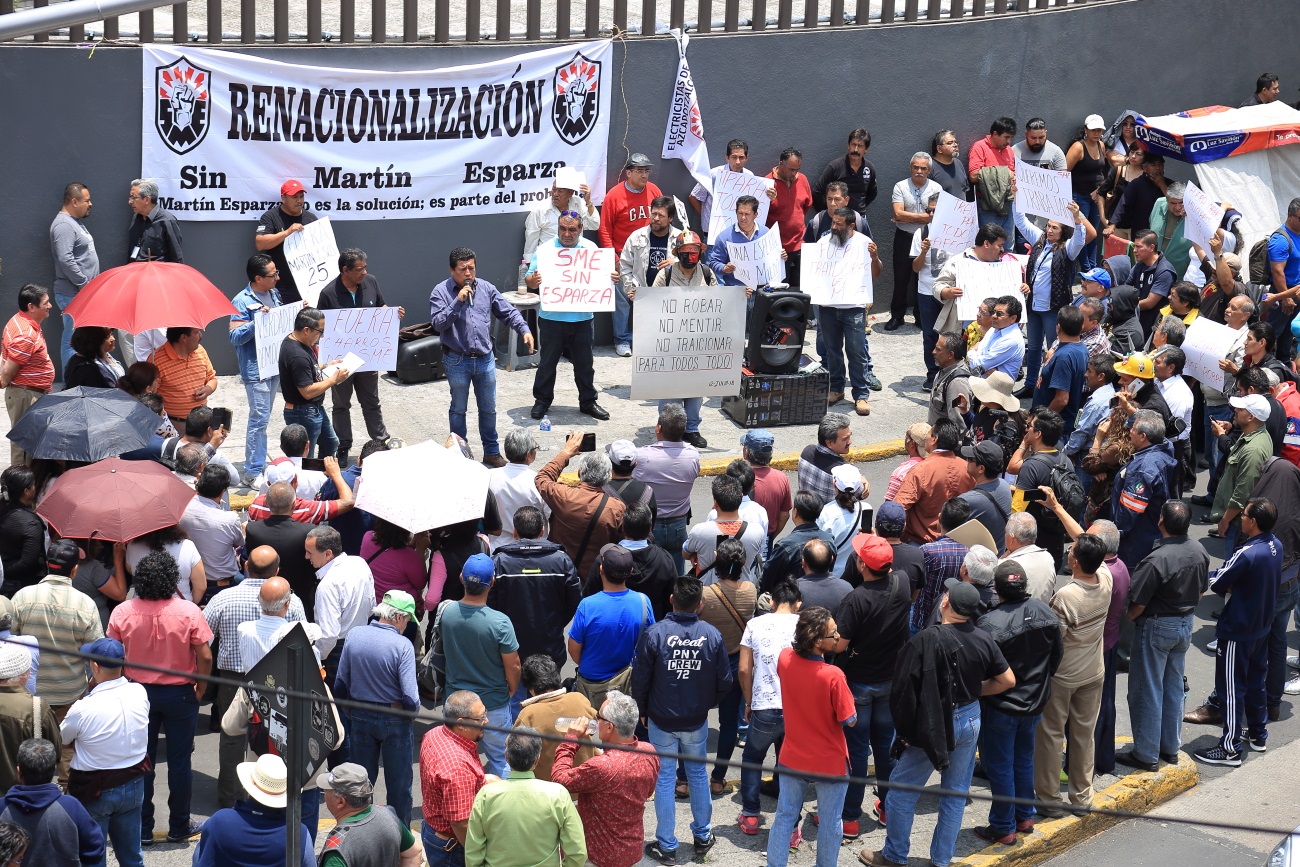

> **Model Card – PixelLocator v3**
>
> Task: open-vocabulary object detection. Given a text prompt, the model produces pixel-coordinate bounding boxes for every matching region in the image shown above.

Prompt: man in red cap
[255,180,318,304]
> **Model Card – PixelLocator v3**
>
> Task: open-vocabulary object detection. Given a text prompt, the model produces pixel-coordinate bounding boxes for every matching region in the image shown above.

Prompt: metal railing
[0,0,1114,44]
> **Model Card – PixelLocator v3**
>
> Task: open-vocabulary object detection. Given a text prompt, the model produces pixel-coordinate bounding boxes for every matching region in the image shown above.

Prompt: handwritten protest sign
[631,285,746,400]
[1182,317,1240,387]
[536,246,617,313]
[706,172,773,242]
[554,166,586,193]
[929,191,979,254]
[1183,181,1222,255]
[801,236,873,306]
[321,306,401,371]
[1014,159,1074,223]
[255,301,305,380]
[726,229,786,287]
[284,218,341,306]
[954,259,1022,321]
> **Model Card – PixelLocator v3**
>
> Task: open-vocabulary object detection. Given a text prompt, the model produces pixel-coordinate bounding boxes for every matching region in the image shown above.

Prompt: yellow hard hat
[1114,353,1154,379]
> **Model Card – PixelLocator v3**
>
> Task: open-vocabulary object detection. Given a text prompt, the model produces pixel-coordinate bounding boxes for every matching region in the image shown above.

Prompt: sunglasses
[559,210,582,220]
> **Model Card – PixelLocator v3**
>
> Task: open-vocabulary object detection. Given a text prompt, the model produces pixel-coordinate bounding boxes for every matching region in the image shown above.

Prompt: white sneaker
[1288,655,1300,670]
[1285,675,1300,695]
[241,473,265,490]
[615,343,632,357]
[1207,639,1219,652]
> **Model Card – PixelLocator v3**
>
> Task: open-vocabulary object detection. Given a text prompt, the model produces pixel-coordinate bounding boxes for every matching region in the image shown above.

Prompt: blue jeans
[141,683,199,837]
[883,701,981,867]
[980,707,1039,835]
[977,208,1017,254]
[1127,614,1192,763]
[422,822,466,867]
[283,403,338,460]
[300,787,321,842]
[649,720,711,850]
[55,291,77,369]
[507,680,530,724]
[84,775,144,867]
[1072,193,1101,270]
[740,708,784,816]
[843,679,894,821]
[712,654,743,783]
[817,306,873,400]
[1023,309,1059,389]
[613,279,633,345]
[480,704,511,778]
[918,293,942,378]
[654,515,689,578]
[1267,566,1300,709]
[444,351,501,457]
[242,376,278,478]
[1095,646,1119,775]
[1205,404,1234,492]
[347,708,414,825]
[659,398,702,434]
[767,767,848,867]
[1269,303,1298,363]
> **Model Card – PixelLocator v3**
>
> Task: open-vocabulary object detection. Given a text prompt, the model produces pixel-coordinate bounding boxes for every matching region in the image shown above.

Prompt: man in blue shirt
[706,195,776,290]
[228,253,282,488]
[524,211,616,422]
[1262,198,1300,361]
[567,546,654,706]
[970,294,1026,379]
[1032,305,1090,435]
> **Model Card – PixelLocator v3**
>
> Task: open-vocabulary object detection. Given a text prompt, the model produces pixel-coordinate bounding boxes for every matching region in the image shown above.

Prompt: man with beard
[815,209,883,417]
[619,196,678,316]
[254,179,318,304]
[813,128,879,216]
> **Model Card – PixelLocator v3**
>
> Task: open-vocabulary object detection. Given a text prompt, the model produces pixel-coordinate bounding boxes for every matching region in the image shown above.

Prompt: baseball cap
[851,535,894,573]
[1084,114,1106,130]
[80,637,126,665]
[831,463,864,493]
[994,560,1029,596]
[1230,393,1272,422]
[606,440,638,468]
[959,441,1004,473]
[1221,252,1242,273]
[46,538,84,573]
[265,459,298,486]
[281,179,305,196]
[462,553,495,586]
[740,429,775,456]
[319,763,373,799]
[943,578,983,618]
[875,501,906,535]
[1080,267,1113,290]
[382,590,417,618]
[599,544,634,581]
[626,153,654,169]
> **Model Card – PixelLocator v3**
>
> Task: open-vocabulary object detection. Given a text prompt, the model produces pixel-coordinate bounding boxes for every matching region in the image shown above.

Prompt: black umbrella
[7,386,161,462]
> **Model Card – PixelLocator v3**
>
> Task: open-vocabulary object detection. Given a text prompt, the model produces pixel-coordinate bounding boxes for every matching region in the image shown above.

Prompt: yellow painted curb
[955,751,1199,867]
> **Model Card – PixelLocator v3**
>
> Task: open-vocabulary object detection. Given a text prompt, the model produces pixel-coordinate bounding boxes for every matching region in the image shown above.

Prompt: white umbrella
[355,440,490,532]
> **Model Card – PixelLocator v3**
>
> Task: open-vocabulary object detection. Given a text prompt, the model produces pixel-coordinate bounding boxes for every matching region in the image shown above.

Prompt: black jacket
[890,625,959,770]
[761,523,833,593]
[585,543,677,622]
[0,506,46,596]
[62,355,116,389]
[1250,457,1300,571]
[316,274,387,309]
[489,538,581,667]
[631,613,732,731]
[976,598,1063,716]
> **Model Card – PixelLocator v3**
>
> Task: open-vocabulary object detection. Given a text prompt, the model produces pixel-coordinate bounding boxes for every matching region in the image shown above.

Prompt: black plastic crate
[721,369,830,428]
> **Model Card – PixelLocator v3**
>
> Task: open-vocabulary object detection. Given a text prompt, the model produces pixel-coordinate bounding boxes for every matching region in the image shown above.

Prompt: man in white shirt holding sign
[523,168,600,259]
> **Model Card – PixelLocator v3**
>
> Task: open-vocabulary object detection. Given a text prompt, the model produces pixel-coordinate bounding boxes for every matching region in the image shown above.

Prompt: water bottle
[554,717,598,736]
[540,415,552,433]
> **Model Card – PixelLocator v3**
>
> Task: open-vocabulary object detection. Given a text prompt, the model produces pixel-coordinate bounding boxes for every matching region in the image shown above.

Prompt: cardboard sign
[321,306,399,371]
[954,259,1022,321]
[706,172,773,242]
[929,191,979,254]
[1014,159,1074,223]
[554,166,586,193]
[283,218,340,306]
[801,235,873,307]
[630,284,746,400]
[1182,317,1241,386]
[1183,181,1222,255]
[255,301,305,380]
[726,228,786,287]
[536,246,617,313]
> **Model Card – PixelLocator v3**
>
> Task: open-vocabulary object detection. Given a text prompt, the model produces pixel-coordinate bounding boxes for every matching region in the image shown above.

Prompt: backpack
[1043,456,1087,522]
[417,599,455,702]
[1249,231,1289,285]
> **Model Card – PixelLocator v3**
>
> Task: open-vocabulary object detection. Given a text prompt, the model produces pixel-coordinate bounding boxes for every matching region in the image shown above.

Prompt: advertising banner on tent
[1134,102,1300,164]
[141,42,612,221]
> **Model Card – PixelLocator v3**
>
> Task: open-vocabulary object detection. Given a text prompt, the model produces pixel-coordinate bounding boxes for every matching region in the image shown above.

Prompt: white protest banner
[630,285,746,400]
[283,217,340,306]
[1183,181,1222,255]
[535,246,617,313]
[726,228,786,287]
[321,306,401,371]
[801,236,873,306]
[706,172,773,242]
[141,41,612,222]
[1182,317,1241,386]
[661,29,712,195]
[1014,159,1074,223]
[929,191,979,254]
[255,301,304,380]
[954,259,1022,321]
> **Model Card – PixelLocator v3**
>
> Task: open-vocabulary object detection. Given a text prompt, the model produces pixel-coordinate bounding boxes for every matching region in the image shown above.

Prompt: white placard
[1014,159,1074,223]
[554,166,585,193]
[141,42,612,221]
[535,246,617,312]
[283,218,340,307]
[725,228,786,287]
[929,191,979,254]
[706,172,773,242]
[1182,317,1241,386]
[254,301,305,380]
[323,352,367,379]
[321,306,401,372]
[801,236,873,307]
[1183,181,1221,255]
[630,284,746,400]
[954,259,1022,321]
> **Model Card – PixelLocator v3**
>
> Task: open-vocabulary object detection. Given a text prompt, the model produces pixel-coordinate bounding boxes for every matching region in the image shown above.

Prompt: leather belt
[8,385,48,395]
[1282,575,1299,592]
[433,832,461,851]
[447,349,488,359]
[208,578,234,588]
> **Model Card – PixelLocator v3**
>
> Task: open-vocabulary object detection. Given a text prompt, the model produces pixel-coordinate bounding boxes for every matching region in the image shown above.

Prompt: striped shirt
[12,575,104,705]
[204,579,305,673]
[1,312,54,392]
[149,340,215,419]
[247,494,339,524]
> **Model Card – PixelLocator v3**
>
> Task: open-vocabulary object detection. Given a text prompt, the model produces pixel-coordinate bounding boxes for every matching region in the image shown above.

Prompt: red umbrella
[36,457,197,542]
[63,261,238,332]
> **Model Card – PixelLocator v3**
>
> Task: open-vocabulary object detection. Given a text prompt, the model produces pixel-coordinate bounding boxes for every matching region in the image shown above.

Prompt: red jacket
[967,135,1016,182]
[598,181,663,253]
[1276,381,1300,467]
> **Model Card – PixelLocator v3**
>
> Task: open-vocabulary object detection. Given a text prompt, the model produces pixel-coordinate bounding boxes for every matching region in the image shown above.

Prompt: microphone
[466,278,477,307]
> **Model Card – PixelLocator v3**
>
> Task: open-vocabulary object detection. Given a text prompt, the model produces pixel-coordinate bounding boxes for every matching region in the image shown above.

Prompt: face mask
[679,250,700,267]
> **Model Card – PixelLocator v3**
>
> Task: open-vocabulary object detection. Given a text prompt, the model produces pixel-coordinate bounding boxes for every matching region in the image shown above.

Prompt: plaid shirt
[420,725,485,834]
[914,536,969,632]
[551,738,660,867]
[203,579,305,672]
[797,445,845,507]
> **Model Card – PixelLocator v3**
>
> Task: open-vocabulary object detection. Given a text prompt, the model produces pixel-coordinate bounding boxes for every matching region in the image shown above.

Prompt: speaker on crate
[745,291,811,375]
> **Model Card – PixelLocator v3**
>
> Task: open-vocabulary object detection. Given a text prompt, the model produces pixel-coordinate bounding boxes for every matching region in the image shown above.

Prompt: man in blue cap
[741,430,792,557]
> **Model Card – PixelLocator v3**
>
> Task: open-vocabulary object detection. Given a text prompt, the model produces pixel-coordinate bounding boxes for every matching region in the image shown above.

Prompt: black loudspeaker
[745,291,811,374]
[395,334,445,383]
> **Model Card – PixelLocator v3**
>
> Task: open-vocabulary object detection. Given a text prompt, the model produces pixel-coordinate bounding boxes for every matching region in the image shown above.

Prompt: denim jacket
[229,284,282,383]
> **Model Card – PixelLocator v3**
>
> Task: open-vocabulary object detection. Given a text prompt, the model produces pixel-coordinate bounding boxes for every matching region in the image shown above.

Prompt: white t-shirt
[1157,375,1194,443]
[125,539,203,602]
[683,519,767,585]
[740,611,799,711]
[891,179,943,235]
[816,499,873,577]
[487,463,552,552]
[910,229,952,298]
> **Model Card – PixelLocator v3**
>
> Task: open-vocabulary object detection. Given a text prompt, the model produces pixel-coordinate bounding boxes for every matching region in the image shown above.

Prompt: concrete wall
[1,0,1296,373]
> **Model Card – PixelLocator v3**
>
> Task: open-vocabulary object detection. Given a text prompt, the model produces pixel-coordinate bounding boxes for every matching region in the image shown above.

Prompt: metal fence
[0,0,1114,44]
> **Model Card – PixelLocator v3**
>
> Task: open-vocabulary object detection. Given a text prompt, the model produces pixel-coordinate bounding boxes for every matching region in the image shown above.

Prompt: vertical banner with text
[706,173,774,242]
[631,285,746,400]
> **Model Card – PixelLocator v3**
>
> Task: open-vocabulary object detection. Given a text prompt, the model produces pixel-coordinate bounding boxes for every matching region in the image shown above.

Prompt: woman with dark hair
[1065,115,1111,270]
[817,465,872,576]
[116,361,159,396]
[0,822,29,867]
[64,326,125,389]
[1096,146,1145,226]
[1107,114,1141,165]
[426,518,490,607]
[125,525,205,603]
[1014,201,1097,396]
[71,539,129,629]
[0,466,46,597]
[362,518,430,647]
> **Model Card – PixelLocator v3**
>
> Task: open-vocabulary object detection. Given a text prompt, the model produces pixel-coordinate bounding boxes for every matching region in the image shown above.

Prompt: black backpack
[1043,455,1087,523]
[1249,231,1288,285]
